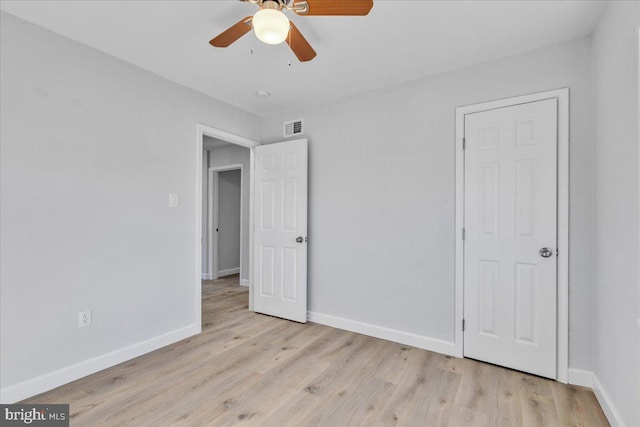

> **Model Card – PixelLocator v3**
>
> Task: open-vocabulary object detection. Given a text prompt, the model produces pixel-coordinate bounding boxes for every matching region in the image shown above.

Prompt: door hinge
[462,319,466,331]
[462,137,466,150]
[462,228,466,240]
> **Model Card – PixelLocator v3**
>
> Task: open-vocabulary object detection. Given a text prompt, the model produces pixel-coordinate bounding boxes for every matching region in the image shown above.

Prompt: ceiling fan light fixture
[252,8,290,45]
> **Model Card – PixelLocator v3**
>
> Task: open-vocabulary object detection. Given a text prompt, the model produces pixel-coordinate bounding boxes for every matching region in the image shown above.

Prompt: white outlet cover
[79,310,92,327]
[168,193,179,207]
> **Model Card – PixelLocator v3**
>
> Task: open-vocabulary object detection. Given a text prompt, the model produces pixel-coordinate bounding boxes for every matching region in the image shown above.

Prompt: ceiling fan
[209,0,374,62]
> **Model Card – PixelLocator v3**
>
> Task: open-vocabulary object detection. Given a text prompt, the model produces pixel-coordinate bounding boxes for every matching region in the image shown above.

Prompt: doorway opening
[195,125,260,331]
[207,165,243,281]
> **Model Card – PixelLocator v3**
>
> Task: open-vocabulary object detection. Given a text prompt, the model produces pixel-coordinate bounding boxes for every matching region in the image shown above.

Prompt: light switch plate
[168,193,179,207]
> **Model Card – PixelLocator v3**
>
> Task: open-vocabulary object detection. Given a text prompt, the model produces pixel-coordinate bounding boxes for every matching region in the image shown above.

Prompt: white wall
[217,169,241,273]
[592,2,640,426]
[208,143,251,284]
[263,37,595,370]
[0,12,262,400]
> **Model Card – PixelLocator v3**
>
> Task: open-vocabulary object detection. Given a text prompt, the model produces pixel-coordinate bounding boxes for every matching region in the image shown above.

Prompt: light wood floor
[24,275,609,426]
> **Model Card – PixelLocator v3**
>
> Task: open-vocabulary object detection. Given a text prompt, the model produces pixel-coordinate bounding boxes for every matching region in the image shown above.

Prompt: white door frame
[454,88,569,383]
[195,124,260,332]
[637,28,640,332]
[208,164,244,281]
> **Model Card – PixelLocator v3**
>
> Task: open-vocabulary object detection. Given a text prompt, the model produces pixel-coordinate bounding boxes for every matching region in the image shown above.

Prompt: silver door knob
[296,236,304,243]
[539,247,553,258]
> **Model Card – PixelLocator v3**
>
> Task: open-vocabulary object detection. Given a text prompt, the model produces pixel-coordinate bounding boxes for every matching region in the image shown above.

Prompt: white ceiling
[0,0,606,118]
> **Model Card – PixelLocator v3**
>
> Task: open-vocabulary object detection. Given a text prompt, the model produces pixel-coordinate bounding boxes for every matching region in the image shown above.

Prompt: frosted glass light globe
[252,8,290,45]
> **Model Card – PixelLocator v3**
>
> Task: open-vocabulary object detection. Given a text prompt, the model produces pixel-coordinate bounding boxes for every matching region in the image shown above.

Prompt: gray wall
[208,144,251,283]
[592,2,640,426]
[263,37,595,370]
[0,12,262,391]
[218,169,241,273]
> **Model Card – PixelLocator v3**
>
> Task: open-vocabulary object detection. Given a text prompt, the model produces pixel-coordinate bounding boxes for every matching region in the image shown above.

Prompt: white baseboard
[592,374,627,427]
[240,279,249,287]
[567,368,594,388]
[218,268,239,277]
[0,323,200,404]
[567,369,626,427]
[307,311,457,357]
[201,273,213,280]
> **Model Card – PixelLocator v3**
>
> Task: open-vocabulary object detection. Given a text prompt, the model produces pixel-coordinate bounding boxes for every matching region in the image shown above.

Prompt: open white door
[253,139,308,323]
[463,99,558,379]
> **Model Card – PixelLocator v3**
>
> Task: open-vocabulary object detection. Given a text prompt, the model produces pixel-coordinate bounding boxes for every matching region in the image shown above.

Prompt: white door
[253,139,308,323]
[463,99,558,379]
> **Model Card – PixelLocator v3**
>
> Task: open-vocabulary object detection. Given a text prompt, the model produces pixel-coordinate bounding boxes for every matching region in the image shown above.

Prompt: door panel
[463,99,557,379]
[253,139,308,323]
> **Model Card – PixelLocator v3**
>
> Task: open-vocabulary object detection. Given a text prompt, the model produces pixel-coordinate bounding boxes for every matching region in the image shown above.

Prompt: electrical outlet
[79,310,92,327]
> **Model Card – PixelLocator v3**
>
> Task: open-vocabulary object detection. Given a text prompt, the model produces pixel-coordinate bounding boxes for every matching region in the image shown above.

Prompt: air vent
[283,119,304,138]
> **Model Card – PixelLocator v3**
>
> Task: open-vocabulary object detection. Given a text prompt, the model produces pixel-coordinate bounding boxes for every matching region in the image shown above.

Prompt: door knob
[296,236,304,243]
[539,247,553,258]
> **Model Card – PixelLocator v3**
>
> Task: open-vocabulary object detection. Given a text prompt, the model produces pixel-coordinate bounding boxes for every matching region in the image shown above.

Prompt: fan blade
[293,0,373,16]
[286,22,317,62]
[209,17,252,47]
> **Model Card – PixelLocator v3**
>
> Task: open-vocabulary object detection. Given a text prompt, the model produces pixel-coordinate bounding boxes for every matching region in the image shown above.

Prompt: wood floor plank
[549,380,610,427]
[291,339,390,426]
[22,275,609,427]
[422,374,462,426]
[374,348,437,425]
[518,372,563,427]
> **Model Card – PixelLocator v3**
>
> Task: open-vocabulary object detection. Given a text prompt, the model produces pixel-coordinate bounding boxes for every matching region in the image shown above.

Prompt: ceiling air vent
[283,119,304,138]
